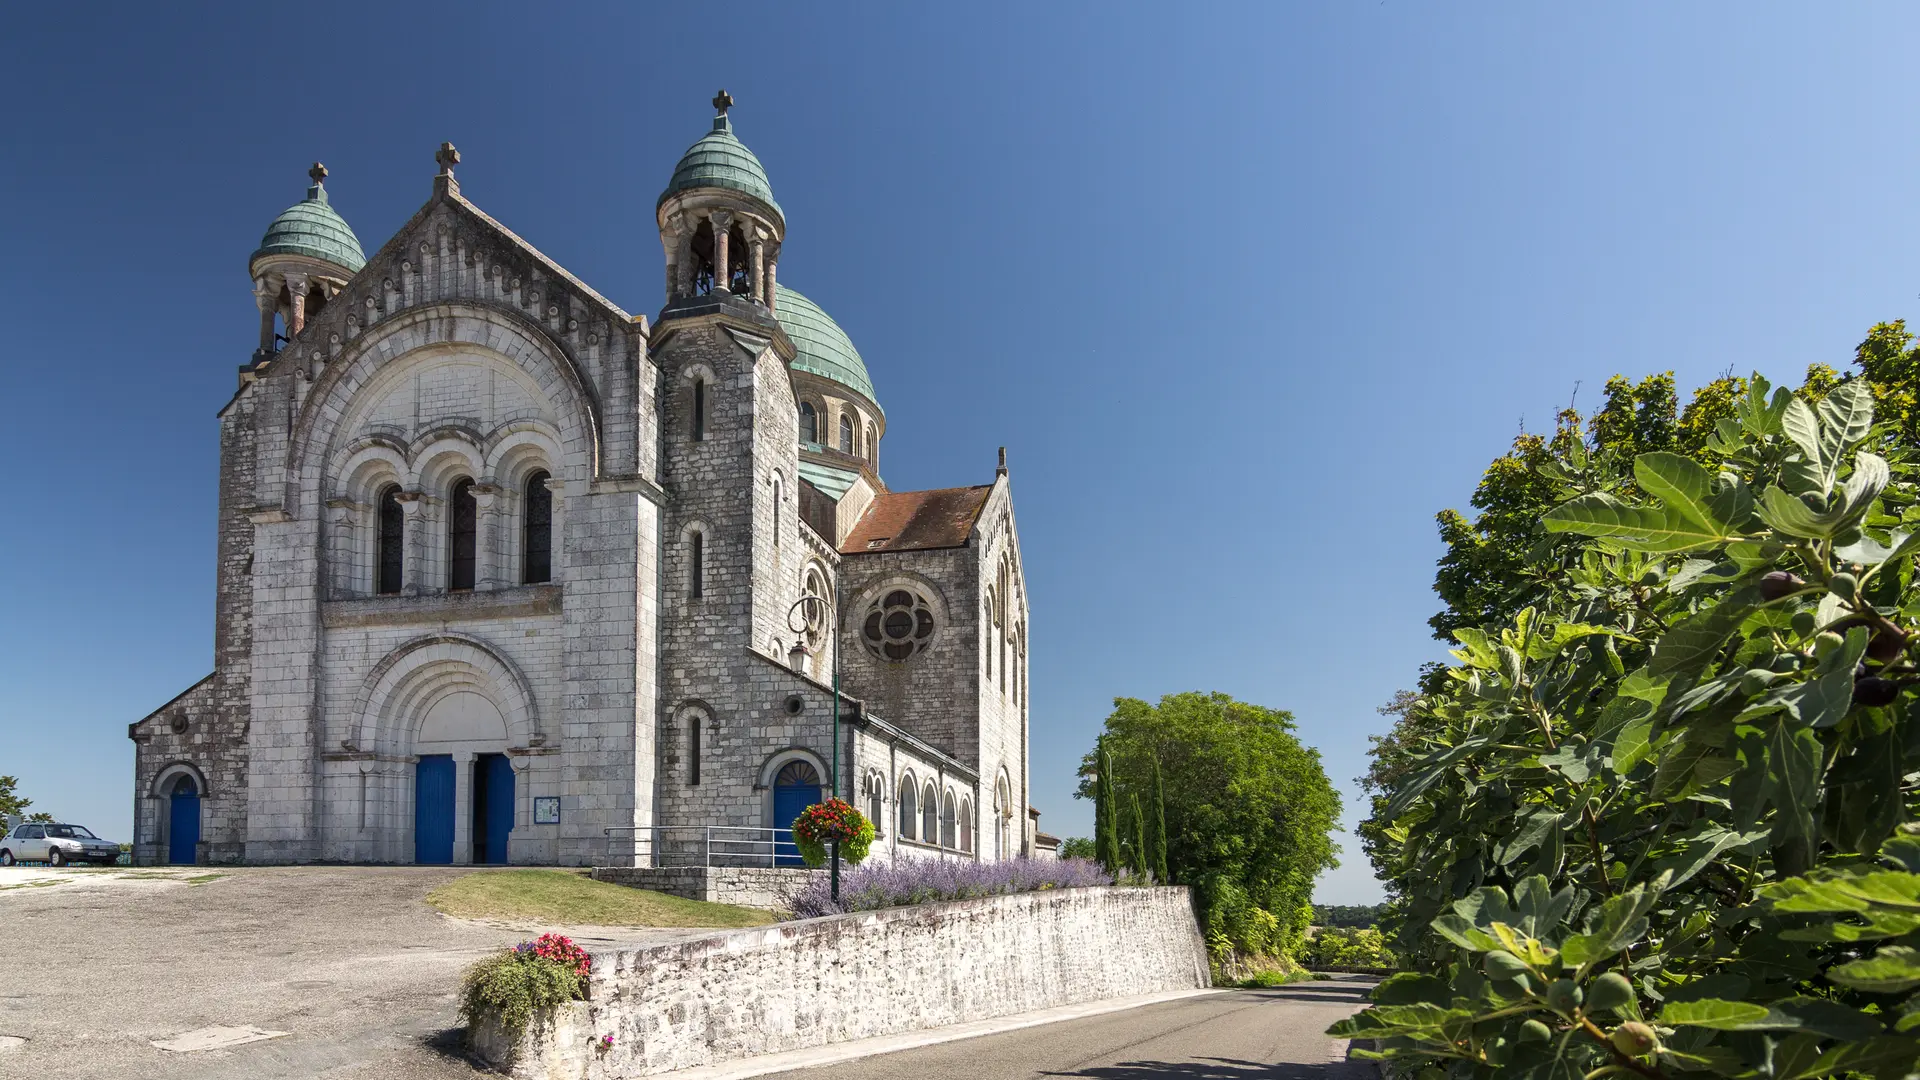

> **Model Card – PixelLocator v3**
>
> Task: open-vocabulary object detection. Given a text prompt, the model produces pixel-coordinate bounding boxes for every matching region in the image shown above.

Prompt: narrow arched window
[689,714,702,786]
[377,485,404,595]
[692,378,706,442]
[448,478,477,591]
[868,782,883,837]
[922,782,938,843]
[771,476,782,549]
[523,471,552,584]
[959,799,973,853]
[866,424,876,465]
[690,530,704,599]
[940,791,957,848]
[799,402,817,445]
[898,779,917,840]
[838,413,853,453]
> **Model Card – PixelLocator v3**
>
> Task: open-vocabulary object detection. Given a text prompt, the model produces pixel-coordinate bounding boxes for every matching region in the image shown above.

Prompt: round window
[862,589,936,661]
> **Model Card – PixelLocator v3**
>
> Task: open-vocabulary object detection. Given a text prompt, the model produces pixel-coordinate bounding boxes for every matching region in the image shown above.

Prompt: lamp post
[787,587,840,904]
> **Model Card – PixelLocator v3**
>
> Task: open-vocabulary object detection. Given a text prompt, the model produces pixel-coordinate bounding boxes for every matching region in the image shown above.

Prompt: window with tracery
[523,470,552,584]
[448,479,477,591]
[863,589,935,661]
[377,485,404,595]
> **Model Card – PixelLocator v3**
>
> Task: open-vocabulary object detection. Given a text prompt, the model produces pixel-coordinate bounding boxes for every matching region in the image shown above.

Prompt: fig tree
[1760,571,1806,600]
[1545,978,1582,1013]
[1815,631,1845,659]
[1586,972,1634,1013]
[1855,676,1899,707]
[1791,611,1819,637]
[1518,1019,1552,1043]
[1610,1021,1658,1057]
[1830,572,1859,600]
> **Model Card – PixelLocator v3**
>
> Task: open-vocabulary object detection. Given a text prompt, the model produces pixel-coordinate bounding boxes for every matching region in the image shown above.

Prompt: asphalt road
[756,978,1380,1080]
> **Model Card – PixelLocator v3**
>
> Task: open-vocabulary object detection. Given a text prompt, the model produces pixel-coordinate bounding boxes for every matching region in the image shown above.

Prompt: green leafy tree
[1150,755,1171,884]
[1058,836,1097,860]
[1077,692,1340,959]
[1342,373,1920,1077]
[1129,792,1148,877]
[0,776,30,821]
[1094,741,1120,874]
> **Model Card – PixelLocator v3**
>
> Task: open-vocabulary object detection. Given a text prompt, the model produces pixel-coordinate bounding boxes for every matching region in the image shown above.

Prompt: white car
[0,823,121,866]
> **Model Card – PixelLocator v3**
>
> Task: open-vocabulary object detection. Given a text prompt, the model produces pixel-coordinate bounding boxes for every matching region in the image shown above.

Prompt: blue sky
[4,4,1919,903]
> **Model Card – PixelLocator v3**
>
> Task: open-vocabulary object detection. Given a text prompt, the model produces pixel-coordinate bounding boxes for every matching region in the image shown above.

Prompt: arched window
[690,529,705,599]
[692,378,707,441]
[959,799,973,853]
[921,781,938,844]
[523,470,552,584]
[376,485,404,595]
[940,791,957,848]
[448,478,477,591]
[983,597,994,678]
[860,588,936,662]
[799,402,817,445]
[771,475,782,549]
[867,780,883,838]
[866,424,876,465]
[838,413,853,453]
[688,712,703,786]
[897,777,917,840]
[995,775,1012,860]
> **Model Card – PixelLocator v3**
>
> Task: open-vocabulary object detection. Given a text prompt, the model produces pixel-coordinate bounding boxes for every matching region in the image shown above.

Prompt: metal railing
[600,825,816,869]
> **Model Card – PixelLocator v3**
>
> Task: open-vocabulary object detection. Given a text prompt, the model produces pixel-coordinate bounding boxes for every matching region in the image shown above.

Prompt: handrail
[601,825,810,869]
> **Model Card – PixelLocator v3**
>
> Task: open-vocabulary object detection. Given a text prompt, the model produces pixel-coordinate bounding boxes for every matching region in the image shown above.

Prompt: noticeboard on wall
[533,797,561,825]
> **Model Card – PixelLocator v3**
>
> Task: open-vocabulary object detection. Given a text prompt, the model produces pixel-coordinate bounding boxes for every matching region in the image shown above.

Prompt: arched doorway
[168,775,200,865]
[771,760,822,867]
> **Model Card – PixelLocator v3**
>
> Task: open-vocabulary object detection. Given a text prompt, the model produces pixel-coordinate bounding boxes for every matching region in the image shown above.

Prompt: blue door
[476,754,515,865]
[415,755,455,865]
[168,778,200,865]
[771,761,822,868]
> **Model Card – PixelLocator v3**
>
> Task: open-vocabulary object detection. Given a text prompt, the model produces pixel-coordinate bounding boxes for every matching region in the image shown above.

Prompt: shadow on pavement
[1044,1059,1359,1079]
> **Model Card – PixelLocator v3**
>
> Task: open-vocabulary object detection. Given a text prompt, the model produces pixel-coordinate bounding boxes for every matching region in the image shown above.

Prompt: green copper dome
[776,286,878,408]
[658,115,781,215]
[252,172,365,274]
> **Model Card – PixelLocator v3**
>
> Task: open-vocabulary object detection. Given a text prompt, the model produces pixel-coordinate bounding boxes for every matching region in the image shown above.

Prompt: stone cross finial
[308,162,328,186]
[712,89,734,115]
[436,142,460,176]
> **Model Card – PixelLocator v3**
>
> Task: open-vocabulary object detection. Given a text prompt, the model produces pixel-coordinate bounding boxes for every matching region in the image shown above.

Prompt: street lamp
[787,586,840,903]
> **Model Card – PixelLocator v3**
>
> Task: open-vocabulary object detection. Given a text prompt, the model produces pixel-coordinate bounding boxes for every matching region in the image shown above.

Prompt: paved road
[758,978,1379,1080]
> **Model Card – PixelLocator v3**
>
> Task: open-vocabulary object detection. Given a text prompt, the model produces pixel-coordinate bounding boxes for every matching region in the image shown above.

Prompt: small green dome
[658,115,781,215]
[776,286,878,408]
[252,175,365,274]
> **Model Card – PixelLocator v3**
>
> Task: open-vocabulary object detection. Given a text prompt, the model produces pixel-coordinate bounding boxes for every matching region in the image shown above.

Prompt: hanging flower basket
[791,798,875,867]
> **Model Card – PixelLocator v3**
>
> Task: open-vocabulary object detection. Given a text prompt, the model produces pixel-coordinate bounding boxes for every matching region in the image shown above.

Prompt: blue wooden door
[771,761,822,868]
[415,755,455,865]
[168,783,200,865]
[479,755,515,865]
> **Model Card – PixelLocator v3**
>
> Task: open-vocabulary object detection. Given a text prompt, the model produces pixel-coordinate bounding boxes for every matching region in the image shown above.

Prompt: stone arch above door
[351,633,539,757]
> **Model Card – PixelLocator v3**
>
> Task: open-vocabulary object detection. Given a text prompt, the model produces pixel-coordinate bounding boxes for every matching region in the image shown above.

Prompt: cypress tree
[1129,792,1148,876]
[1150,755,1170,884]
[1095,742,1120,873]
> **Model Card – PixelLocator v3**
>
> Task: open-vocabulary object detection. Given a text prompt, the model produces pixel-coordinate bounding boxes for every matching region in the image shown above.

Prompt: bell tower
[248,163,365,357]
[656,90,786,311]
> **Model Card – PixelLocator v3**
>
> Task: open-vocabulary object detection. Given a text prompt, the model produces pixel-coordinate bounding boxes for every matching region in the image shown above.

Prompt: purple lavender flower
[785,857,1114,919]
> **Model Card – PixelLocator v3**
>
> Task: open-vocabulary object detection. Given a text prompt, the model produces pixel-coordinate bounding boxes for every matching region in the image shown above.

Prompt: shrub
[1299,927,1395,969]
[786,856,1112,919]
[459,933,591,1048]
[790,798,874,867]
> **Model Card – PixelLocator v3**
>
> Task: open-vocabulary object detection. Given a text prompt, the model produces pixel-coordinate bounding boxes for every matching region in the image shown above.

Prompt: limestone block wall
[479,886,1210,1078]
[590,866,815,909]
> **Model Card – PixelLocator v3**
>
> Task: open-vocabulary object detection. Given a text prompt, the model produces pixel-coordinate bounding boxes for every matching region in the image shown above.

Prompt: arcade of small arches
[797,398,879,466]
[327,430,561,599]
[861,766,1019,859]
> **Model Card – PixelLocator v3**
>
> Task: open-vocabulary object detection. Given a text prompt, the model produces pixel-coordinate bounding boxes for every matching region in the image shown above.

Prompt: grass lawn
[426,868,775,928]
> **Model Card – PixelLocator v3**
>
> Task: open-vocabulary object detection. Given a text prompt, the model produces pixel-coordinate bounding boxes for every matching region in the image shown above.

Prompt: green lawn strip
[426,868,774,929]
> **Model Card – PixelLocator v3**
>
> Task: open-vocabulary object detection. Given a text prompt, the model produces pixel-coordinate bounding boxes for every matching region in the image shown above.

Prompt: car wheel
[0,850,11,866]
[48,848,64,867]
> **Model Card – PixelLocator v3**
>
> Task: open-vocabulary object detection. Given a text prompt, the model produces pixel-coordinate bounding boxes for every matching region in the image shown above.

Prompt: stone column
[473,483,500,591]
[545,475,567,584]
[396,491,425,597]
[765,251,778,312]
[452,752,475,866]
[749,235,766,304]
[284,272,310,337]
[254,276,278,353]
[711,212,733,293]
[324,499,358,598]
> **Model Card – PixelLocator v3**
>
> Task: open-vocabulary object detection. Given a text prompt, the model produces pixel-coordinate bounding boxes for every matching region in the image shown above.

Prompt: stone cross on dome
[712,89,734,115]
[308,162,328,187]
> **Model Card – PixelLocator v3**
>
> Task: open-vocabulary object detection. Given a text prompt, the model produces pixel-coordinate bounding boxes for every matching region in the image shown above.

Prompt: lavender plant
[785,857,1113,919]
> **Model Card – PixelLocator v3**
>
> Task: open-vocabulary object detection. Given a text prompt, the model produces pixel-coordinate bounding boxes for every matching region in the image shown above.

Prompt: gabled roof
[842,485,992,554]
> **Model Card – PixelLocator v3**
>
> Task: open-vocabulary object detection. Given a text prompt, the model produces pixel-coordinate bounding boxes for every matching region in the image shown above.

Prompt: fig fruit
[1870,626,1908,663]
[1855,676,1900,707]
[1610,1021,1658,1056]
[1545,978,1583,1012]
[1791,611,1819,637]
[1760,571,1806,600]
[1830,572,1859,600]
[1771,653,1802,673]
[1586,972,1635,1013]
[1519,1019,1553,1043]
[1815,631,1846,659]
[1740,669,1777,696]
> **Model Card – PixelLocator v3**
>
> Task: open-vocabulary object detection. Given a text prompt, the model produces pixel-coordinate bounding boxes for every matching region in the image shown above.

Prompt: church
[128,94,1037,870]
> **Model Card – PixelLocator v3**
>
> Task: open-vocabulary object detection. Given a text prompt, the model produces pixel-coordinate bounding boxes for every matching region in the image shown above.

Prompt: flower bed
[459,933,592,1053]
[786,856,1112,918]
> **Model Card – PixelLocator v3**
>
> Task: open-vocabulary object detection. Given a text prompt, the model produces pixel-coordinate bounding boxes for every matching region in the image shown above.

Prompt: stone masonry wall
[590,866,816,909]
[479,886,1210,1078]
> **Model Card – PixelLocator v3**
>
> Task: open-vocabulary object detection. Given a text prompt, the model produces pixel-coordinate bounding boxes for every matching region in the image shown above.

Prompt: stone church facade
[128,97,1037,868]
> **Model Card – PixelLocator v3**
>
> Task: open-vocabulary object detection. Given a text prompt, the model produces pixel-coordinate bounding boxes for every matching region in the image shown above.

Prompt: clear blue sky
[4,4,1918,903]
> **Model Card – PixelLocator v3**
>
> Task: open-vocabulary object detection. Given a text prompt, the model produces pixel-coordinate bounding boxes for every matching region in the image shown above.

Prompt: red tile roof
[842,485,992,554]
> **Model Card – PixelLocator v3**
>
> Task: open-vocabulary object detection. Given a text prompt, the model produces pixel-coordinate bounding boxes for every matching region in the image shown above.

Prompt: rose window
[863,589,935,661]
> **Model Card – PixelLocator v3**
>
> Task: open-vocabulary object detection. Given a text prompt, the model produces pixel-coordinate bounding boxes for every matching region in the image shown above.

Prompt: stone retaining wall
[475,885,1209,1078]
[590,866,815,910]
